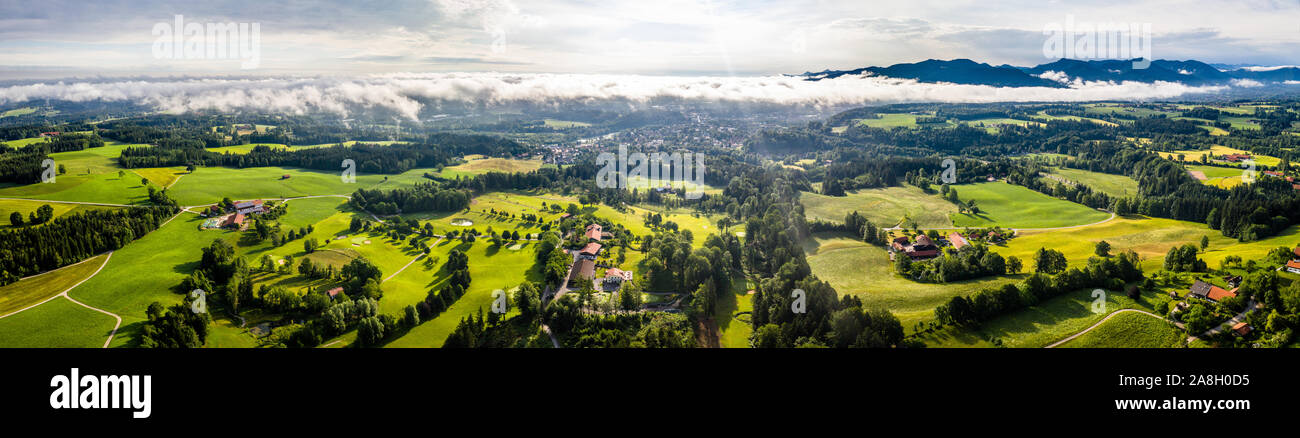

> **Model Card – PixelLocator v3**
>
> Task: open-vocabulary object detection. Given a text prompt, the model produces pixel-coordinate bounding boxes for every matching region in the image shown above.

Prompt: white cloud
[0,73,1230,120]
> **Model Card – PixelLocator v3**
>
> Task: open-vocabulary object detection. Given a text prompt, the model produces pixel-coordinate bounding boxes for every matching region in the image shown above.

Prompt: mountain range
[800,58,1300,87]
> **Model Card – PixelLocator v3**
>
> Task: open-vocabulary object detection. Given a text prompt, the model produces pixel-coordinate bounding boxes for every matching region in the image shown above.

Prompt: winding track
[1044,308,1179,348]
[0,252,120,348]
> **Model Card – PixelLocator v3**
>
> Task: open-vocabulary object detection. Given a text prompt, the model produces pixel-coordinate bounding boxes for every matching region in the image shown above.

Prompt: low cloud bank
[0,72,1232,120]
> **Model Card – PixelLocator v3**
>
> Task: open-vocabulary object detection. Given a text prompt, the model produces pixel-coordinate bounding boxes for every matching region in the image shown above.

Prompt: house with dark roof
[889,235,940,260]
[1188,280,1236,302]
[567,259,596,288]
[234,199,265,215]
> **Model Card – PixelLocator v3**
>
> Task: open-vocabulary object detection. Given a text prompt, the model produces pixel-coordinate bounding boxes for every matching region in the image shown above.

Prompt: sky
[2,0,1299,78]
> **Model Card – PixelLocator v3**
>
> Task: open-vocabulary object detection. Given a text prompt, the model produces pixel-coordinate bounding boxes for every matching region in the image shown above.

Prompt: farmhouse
[602,268,634,291]
[584,224,603,241]
[1286,260,1300,275]
[1188,280,1236,302]
[1221,153,1252,163]
[235,199,265,215]
[326,287,343,300]
[223,213,246,229]
[579,242,602,260]
[567,259,596,287]
[948,232,970,250]
[1232,322,1252,336]
[1293,246,1300,260]
[890,235,939,260]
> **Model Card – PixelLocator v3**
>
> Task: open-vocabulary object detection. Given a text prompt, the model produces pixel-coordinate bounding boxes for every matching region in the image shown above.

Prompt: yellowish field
[800,185,957,228]
[1158,145,1281,167]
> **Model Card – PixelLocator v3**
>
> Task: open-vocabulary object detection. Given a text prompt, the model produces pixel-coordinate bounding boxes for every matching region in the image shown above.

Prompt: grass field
[1043,167,1139,198]
[1032,111,1119,126]
[0,253,110,316]
[856,113,921,128]
[168,166,434,206]
[949,182,1111,228]
[0,199,118,229]
[1,107,38,118]
[804,233,1020,331]
[999,215,1299,273]
[436,155,546,179]
[1185,164,1247,189]
[543,119,591,129]
[919,287,1168,348]
[0,296,118,347]
[962,117,1044,133]
[0,171,156,205]
[1057,312,1185,348]
[1160,145,1280,167]
[2,137,50,148]
[384,240,542,347]
[800,185,957,228]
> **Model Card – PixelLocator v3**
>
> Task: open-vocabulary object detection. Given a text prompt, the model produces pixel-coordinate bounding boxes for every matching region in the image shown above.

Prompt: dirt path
[1045,308,1176,348]
[383,236,444,283]
[0,252,121,348]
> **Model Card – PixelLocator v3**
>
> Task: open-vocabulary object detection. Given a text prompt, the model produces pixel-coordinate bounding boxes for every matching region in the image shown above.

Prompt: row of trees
[0,206,178,284]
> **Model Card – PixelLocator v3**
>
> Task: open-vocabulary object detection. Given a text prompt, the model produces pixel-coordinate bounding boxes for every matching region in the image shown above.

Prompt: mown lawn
[804,233,1020,332]
[949,182,1111,228]
[1058,311,1185,348]
[0,253,110,316]
[918,287,1169,348]
[1044,167,1139,198]
[0,297,118,347]
[801,185,957,228]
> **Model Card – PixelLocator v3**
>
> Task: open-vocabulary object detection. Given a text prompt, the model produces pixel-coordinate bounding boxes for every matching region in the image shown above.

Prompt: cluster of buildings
[1220,153,1252,163]
[1261,170,1300,191]
[889,232,983,261]
[1288,246,1300,275]
[565,223,633,292]
[201,199,266,230]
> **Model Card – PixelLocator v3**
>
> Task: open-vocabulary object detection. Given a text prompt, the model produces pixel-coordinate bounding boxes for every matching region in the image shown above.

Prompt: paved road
[1188,299,1261,343]
[1045,308,1180,348]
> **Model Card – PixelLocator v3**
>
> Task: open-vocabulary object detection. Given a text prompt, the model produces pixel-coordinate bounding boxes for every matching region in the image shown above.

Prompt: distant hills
[800,58,1300,87]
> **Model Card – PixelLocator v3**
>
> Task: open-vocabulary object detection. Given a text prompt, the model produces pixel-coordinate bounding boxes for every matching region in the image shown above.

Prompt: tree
[513,282,540,319]
[1094,240,1111,257]
[1200,235,1210,253]
[9,211,22,227]
[141,177,149,186]
[1006,256,1022,274]
[1033,248,1067,274]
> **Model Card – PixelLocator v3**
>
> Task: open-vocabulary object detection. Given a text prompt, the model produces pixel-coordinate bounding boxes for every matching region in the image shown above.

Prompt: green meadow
[800,185,957,228]
[918,287,1168,348]
[804,233,1020,331]
[949,182,1111,228]
[0,297,118,348]
[167,166,436,206]
[1043,167,1139,198]
[0,253,110,316]
[1058,312,1184,348]
[0,199,119,229]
